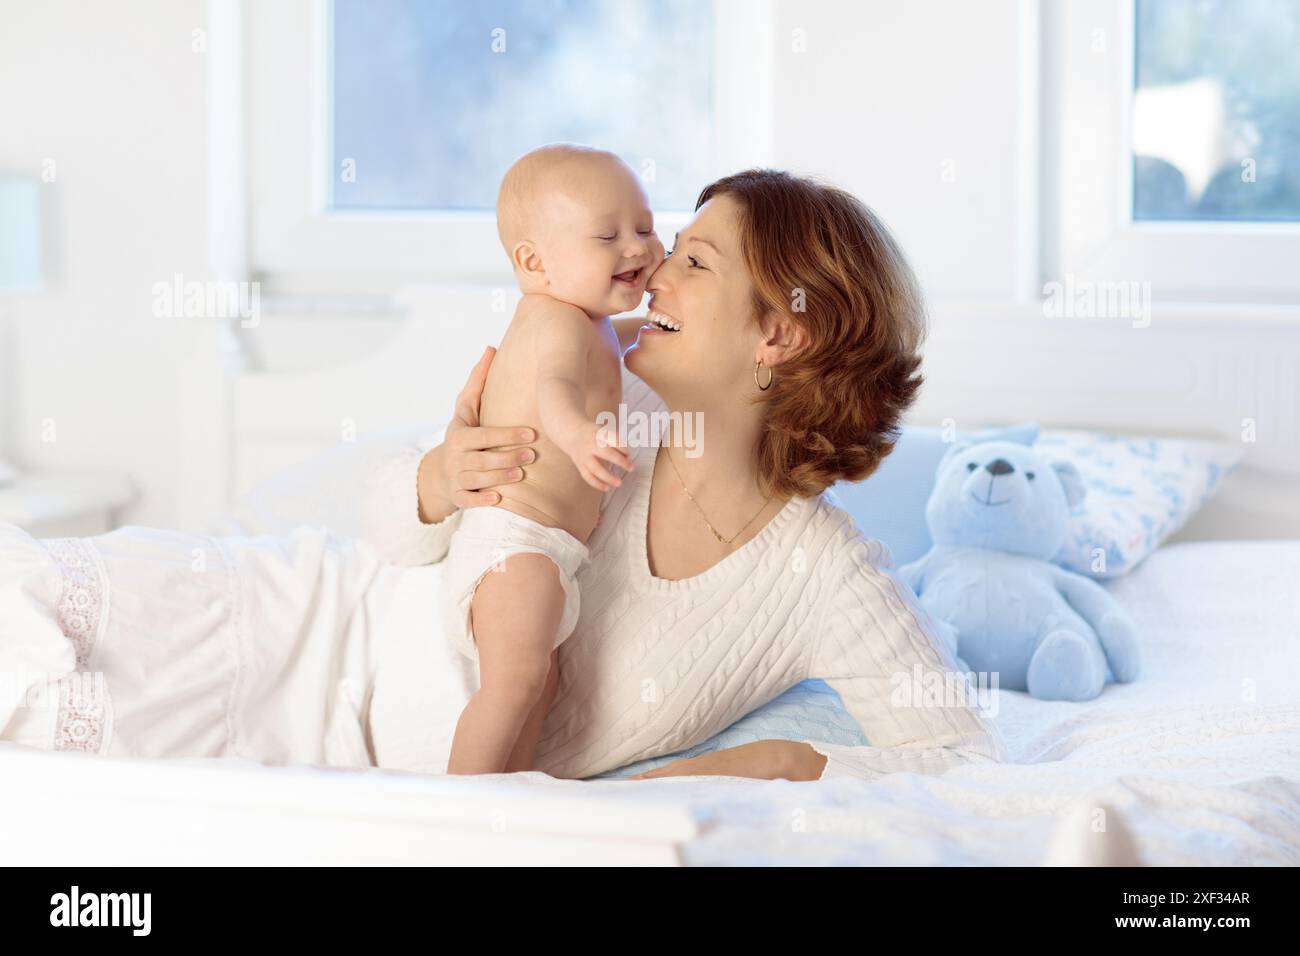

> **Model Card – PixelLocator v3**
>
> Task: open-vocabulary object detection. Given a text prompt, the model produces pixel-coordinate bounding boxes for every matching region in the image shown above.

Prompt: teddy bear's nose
[985,458,1015,476]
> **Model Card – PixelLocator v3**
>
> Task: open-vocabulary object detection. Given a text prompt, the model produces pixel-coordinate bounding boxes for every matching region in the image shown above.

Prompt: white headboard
[908,302,1300,542]
[226,289,1300,542]
[230,284,522,498]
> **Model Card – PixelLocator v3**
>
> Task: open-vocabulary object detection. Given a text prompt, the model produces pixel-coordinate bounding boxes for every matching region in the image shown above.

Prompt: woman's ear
[760,310,809,364]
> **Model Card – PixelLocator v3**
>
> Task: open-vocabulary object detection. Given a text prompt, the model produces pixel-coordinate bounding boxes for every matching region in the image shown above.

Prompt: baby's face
[535,160,665,319]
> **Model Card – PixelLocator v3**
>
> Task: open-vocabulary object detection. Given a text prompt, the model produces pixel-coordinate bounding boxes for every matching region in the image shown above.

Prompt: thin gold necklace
[658,441,774,546]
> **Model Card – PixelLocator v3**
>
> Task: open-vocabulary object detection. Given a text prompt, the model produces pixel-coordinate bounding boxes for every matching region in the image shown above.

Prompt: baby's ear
[1051,460,1086,509]
[512,240,544,279]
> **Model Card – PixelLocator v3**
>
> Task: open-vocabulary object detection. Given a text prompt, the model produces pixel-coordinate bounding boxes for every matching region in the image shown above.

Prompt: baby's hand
[563,420,635,492]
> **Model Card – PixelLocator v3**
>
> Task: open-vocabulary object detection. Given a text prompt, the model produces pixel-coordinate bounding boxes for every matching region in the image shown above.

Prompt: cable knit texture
[360,367,1008,781]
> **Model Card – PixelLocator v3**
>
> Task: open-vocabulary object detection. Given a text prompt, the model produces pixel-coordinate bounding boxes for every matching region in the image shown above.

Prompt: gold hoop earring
[754,358,774,391]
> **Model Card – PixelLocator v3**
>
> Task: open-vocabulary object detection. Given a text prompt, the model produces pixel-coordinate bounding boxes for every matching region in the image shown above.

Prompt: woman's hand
[416,345,538,521]
[627,740,828,782]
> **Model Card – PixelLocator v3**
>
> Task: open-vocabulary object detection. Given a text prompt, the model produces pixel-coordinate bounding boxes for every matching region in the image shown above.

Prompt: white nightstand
[0,468,138,537]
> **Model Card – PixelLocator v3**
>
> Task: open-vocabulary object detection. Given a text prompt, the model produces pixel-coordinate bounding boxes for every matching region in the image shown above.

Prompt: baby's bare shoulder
[516,293,589,326]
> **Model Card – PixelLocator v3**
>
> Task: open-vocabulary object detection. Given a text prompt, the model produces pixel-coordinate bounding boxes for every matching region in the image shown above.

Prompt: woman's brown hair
[697,169,927,500]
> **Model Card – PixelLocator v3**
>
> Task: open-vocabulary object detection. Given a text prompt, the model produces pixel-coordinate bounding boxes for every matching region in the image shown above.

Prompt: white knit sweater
[360,367,1008,782]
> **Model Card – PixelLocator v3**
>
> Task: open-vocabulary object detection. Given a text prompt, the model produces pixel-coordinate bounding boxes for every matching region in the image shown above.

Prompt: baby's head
[497,144,664,319]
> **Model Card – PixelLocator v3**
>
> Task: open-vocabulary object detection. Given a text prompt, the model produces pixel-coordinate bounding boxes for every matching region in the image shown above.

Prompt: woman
[362,169,1007,782]
[0,169,1005,783]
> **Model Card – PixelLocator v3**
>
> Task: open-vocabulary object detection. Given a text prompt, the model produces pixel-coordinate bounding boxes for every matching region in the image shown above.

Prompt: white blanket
[3,533,1297,865]
[368,537,1300,865]
[563,538,1300,865]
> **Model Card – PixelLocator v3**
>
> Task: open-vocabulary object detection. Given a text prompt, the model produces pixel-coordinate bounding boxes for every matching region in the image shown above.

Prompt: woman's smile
[641,307,682,336]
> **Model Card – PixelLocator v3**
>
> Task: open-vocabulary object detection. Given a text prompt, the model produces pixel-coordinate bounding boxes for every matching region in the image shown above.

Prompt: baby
[439,144,664,775]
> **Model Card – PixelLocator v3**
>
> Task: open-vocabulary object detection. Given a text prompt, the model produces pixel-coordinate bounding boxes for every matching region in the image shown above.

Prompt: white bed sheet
[433,539,1300,865]
[3,539,1296,865]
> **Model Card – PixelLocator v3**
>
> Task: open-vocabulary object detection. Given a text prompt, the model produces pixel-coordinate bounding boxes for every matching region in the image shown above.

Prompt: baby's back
[477,306,624,543]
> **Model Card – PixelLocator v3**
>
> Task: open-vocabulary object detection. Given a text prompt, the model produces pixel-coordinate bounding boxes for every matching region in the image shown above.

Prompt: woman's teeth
[648,310,681,331]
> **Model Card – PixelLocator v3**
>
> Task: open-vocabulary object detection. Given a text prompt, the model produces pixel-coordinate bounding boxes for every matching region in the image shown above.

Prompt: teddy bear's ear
[937,438,975,469]
[1051,460,1086,509]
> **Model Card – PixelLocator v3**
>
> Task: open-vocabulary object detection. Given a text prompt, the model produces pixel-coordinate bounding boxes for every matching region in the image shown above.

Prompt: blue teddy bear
[898,439,1141,701]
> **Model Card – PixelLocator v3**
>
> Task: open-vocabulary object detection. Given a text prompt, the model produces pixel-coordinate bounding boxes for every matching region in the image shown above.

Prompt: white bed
[4,286,1297,866]
[4,532,1297,866]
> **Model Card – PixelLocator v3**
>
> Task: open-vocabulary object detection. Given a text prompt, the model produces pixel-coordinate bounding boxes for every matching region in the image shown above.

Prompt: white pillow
[1038,428,1247,578]
[213,423,442,539]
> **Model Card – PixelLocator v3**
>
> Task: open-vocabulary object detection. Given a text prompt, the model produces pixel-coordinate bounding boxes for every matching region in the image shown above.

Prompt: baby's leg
[503,647,559,773]
[446,553,566,775]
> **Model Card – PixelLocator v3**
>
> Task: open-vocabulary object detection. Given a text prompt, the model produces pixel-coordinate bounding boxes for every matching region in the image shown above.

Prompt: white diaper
[437,505,590,662]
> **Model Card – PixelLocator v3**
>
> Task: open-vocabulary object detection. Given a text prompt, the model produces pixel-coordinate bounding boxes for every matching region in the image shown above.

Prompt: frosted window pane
[1133,0,1300,222]
[331,0,716,211]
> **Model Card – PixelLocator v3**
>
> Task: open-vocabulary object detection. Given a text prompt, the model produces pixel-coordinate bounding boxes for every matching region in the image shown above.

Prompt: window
[331,0,715,213]
[1133,0,1300,223]
[1043,0,1300,303]
[248,0,771,292]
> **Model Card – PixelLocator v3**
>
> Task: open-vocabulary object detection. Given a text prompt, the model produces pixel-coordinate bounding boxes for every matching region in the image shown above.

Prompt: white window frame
[246,0,774,294]
[1041,0,1300,305]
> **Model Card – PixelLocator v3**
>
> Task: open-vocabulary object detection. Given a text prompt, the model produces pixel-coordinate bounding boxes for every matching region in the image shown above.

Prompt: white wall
[2,0,1294,536]
[771,0,1035,303]
[764,0,1299,533]
[0,0,218,530]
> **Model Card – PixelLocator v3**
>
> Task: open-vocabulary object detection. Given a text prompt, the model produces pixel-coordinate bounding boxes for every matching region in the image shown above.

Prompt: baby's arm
[533,299,633,491]
[535,299,593,450]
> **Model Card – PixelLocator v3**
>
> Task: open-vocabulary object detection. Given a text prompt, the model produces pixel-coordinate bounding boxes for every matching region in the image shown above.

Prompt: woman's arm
[627,535,1005,784]
[359,346,539,566]
[794,535,1008,782]
[628,740,809,781]
[415,443,456,525]
[361,440,462,566]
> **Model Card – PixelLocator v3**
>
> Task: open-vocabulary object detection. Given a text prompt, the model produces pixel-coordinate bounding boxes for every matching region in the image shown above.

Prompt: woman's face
[624,193,762,407]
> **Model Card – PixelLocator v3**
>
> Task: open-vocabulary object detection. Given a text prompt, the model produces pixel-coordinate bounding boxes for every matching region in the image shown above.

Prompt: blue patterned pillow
[826,421,1040,567]
[585,679,868,780]
[1037,429,1246,578]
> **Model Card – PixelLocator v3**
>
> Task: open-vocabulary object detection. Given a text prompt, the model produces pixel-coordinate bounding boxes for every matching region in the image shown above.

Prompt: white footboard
[0,746,696,866]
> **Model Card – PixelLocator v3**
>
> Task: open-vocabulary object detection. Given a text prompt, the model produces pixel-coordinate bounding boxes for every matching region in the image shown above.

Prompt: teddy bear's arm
[896,556,926,595]
[1050,566,1142,683]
